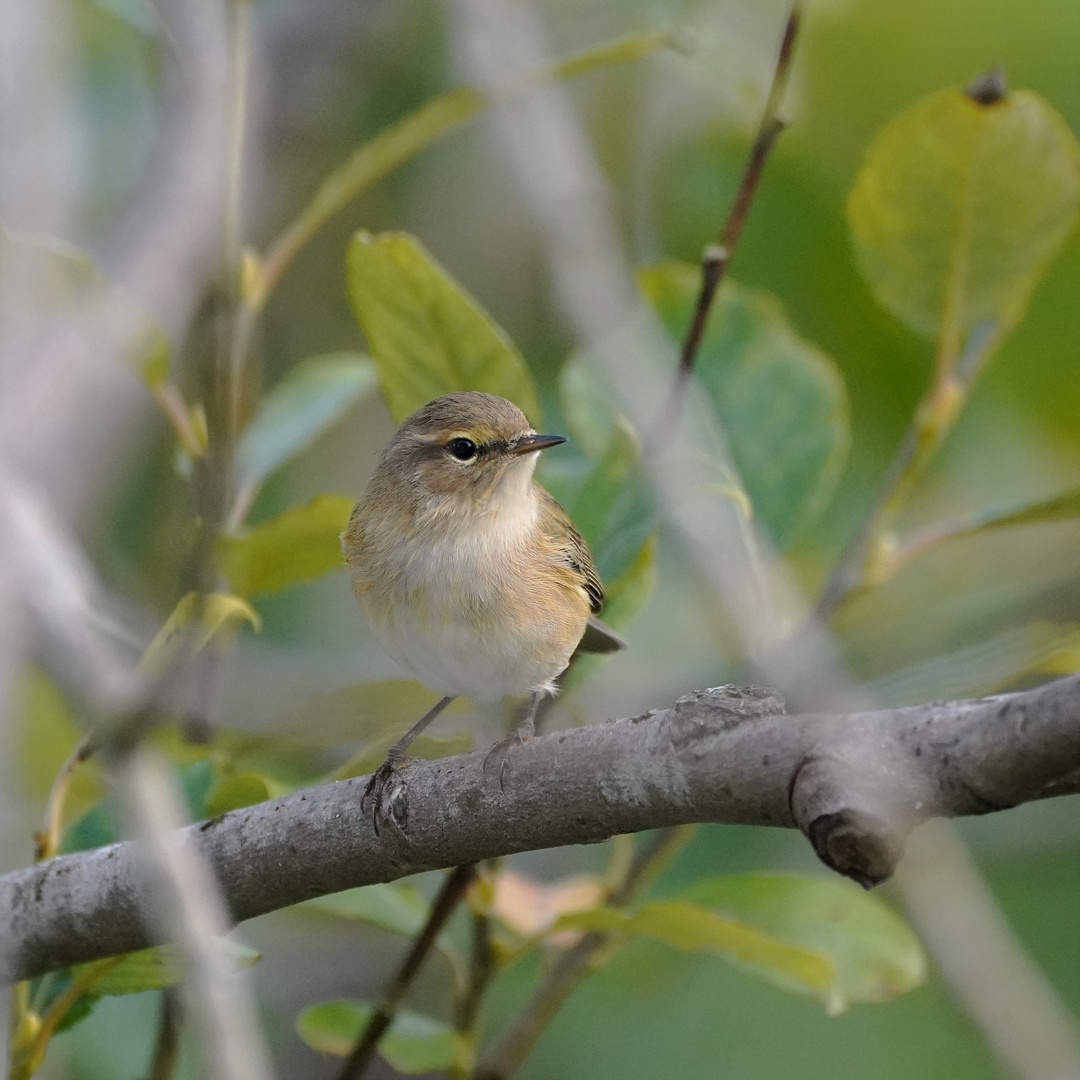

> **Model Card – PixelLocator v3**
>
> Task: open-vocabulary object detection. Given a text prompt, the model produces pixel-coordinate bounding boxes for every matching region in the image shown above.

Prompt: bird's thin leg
[484,690,545,790]
[362,695,455,836]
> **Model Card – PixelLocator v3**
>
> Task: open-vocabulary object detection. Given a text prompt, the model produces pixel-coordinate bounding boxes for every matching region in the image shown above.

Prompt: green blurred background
[34,0,1080,1076]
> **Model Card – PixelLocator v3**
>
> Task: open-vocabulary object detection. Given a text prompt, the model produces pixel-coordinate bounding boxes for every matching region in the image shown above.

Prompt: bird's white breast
[352,472,580,702]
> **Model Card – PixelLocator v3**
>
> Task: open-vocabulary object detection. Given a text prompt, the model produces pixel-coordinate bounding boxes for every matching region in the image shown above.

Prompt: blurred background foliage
[12,0,1080,1076]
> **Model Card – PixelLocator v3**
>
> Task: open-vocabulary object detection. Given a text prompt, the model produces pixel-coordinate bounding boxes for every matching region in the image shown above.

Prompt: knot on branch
[788,748,922,889]
[671,685,786,728]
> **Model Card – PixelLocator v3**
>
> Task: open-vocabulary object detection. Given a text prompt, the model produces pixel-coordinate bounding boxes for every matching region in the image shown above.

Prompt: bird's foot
[361,750,410,837]
[483,726,532,792]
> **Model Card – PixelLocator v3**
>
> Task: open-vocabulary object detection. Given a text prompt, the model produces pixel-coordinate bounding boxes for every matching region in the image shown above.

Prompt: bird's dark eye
[447,437,478,461]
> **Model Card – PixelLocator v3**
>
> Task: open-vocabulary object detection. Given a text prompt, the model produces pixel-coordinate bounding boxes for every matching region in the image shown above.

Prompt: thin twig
[335,864,477,1080]
[815,322,1005,619]
[670,3,802,392]
[34,734,93,862]
[473,828,694,1080]
[143,989,183,1080]
[449,893,498,1080]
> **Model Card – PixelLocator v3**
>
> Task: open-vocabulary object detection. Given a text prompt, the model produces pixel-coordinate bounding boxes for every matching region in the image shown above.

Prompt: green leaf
[139,592,261,675]
[347,231,540,424]
[641,262,849,549]
[684,874,926,1013]
[848,86,1080,340]
[258,30,671,310]
[600,534,657,630]
[866,621,1080,707]
[558,900,834,999]
[277,681,471,749]
[912,486,1080,547]
[204,771,273,817]
[303,883,429,938]
[138,332,171,389]
[297,1001,458,1072]
[569,420,640,551]
[218,493,354,597]
[235,353,377,493]
[72,939,260,997]
[560,353,619,462]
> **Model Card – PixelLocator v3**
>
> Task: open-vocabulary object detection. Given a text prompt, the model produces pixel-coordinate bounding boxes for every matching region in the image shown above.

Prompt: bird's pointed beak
[508,433,567,456]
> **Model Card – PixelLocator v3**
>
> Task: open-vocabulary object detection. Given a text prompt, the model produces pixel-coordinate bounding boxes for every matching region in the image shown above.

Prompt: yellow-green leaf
[297,1001,458,1072]
[303,883,429,938]
[848,86,1080,340]
[867,621,1080,707]
[17,667,102,820]
[346,231,540,424]
[275,681,471,749]
[684,874,926,1013]
[72,940,260,997]
[204,771,273,817]
[235,354,377,492]
[642,262,849,549]
[140,592,261,675]
[218,493,354,597]
[138,332,171,389]
[558,900,834,999]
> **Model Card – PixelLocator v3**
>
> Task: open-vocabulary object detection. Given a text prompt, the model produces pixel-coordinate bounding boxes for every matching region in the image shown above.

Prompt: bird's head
[374,392,565,512]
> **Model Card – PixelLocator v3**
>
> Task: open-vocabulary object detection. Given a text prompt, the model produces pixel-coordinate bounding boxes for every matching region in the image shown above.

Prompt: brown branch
[473,828,692,1080]
[336,864,476,1080]
[673,3,802,385]
[4,677,1080,986]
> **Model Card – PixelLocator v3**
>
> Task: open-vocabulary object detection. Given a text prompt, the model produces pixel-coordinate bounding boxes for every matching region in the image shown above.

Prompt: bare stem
[34,734,93,862]
[815,321,1004,619]
[668,3,802,404]
[335,864,477,1080]
[143,990,182,1080]
[473,827,694,1080]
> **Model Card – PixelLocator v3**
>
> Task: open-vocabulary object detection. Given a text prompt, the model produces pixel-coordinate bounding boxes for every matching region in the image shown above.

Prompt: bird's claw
[361,755,409,837]
[484,729,529,792]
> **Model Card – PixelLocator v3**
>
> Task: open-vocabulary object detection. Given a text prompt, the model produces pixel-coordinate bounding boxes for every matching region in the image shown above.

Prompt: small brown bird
[342,391,623,832]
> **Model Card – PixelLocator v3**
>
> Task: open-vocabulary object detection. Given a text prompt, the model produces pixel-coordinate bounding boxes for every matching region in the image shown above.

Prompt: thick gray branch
[4,676,1080,984]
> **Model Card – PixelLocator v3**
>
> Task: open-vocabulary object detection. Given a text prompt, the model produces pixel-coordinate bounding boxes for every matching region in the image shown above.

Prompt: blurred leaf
[641,262,849,549]
[0,224,104,300]
[848,87,1080,340]
[258,30,671,309]
[53,992,96,1035]
[71,939,260,997]
[218,494,354,597]
[297,1000,458,1071]
[17,667,102,821]
[563,537,654,692]
[569,420,640,551]
[867,622,1080,707]
[600,534,657,630]
[901,486,1080,564]
[560,354,619,461]
[558,900,834,1000]
[491,869,604,938]
[235,354,377,492]
[303,882,429,938]
[347,231,540,423]
[333,732,473,782]
[140,592,260,675]
[276,681,471,749]
[138,332,171,389]
[204,771,273,817]
[684,874,926,1013]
